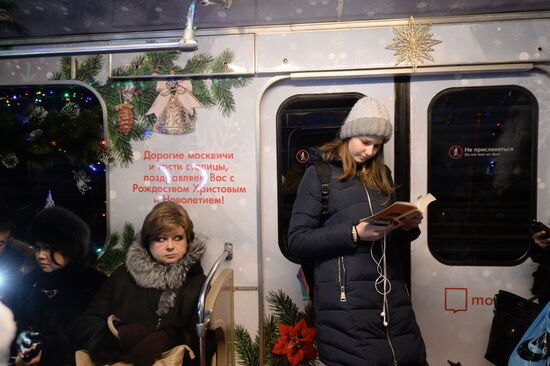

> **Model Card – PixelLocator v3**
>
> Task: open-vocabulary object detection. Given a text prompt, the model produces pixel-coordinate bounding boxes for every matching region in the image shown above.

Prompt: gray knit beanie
[339,96,393,142]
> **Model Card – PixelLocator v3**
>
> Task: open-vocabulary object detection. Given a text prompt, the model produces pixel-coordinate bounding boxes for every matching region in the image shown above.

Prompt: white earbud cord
[364,185,391,327]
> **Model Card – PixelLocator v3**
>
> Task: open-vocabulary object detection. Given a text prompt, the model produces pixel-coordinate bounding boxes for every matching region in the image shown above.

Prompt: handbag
[508,301,550,365]
[485,290,542,366]
[75,315,195,366]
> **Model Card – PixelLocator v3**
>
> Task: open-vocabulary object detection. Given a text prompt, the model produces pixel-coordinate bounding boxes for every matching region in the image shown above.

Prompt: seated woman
[77,201,214,366]
[12,206,106,366]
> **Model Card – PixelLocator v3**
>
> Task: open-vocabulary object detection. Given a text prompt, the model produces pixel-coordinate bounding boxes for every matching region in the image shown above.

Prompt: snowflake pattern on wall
[386,16,441,70]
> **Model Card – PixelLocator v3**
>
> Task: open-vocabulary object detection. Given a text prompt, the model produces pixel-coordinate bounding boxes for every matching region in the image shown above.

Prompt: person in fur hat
[288,96,428,365]
[77,201,215,366]
[11,206,106,366]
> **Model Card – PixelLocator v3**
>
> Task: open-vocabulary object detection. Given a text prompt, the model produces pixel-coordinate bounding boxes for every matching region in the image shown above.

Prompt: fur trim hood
[125,233,207,290]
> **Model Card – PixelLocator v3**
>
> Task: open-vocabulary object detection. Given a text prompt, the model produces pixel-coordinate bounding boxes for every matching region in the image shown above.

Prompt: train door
[260,77,395,310]
[409,71,549,365]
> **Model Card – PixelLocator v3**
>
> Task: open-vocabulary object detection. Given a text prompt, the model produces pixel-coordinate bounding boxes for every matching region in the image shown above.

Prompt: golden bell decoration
[146,80,202,135]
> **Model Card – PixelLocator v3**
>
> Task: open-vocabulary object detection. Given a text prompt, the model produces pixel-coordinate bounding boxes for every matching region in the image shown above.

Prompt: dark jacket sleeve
[39,334,73,366]
[76,269,121,363]
[530,241,550,264]
[392,226,421,243]
[288,166,358,259]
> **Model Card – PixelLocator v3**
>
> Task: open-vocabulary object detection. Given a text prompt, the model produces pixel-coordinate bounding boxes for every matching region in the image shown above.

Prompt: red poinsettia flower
[272,318,316,366]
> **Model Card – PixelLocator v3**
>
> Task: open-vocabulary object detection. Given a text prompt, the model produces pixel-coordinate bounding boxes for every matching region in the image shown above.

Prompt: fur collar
[126,233,206,290]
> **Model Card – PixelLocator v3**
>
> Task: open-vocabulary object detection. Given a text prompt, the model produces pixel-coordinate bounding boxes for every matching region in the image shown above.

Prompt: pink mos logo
[445,287,495,313]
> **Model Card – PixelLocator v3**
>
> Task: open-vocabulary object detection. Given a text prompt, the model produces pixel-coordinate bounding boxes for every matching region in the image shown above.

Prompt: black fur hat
[29,206,90,262]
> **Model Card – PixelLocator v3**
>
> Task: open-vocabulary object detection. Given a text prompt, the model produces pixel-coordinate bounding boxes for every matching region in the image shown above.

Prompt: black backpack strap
[314,161,331,216]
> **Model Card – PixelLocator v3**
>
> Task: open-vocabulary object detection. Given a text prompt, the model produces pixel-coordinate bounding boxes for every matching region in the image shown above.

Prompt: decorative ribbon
[146,80,202,118]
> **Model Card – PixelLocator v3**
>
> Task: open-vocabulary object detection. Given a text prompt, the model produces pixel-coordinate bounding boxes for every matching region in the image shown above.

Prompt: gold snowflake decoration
[386,16,441,70]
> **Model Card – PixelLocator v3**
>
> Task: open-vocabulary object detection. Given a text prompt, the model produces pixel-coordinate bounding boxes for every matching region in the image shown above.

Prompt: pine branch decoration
[191,80,215,109]
[234,291,317,366]
[267,290,301,326]
[211,49,234,73]
[182,53,214,74]
[96,223,136,276]
[121,222,136,249]
[234,325,259,366]
[211,79,235,117]
[49,56,72,80]
[263,315,283,366]
[103,232,120,253]
[76,55,104,83]
[147,51,181,74]
[108,118,138,167]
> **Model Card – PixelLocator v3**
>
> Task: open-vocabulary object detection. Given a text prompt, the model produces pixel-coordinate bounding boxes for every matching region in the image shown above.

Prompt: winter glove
[117,323,149,351]
[130,330,169,366]
[15,330,42,361]
[15,348,42,366]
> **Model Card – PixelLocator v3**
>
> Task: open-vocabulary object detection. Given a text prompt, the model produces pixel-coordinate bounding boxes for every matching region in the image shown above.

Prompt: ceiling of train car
[1,0,549,41]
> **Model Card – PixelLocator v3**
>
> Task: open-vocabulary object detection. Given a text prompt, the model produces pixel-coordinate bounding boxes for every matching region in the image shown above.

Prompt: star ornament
[386,16,442,70]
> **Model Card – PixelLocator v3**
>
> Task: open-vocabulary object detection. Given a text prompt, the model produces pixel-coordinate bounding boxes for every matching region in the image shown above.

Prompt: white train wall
[1,13,550,365]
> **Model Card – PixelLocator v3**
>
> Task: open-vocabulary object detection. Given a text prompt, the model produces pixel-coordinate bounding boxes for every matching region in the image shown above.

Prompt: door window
[427,85,537,265]
[277,93,362,262]
[0,84,107,251]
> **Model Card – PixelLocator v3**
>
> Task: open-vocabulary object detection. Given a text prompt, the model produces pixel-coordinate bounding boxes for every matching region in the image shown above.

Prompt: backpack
[314,161,332,217]
[292,161,332,301]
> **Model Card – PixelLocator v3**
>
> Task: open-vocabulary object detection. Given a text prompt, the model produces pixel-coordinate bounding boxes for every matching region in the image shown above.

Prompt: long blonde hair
[318,138,394,198]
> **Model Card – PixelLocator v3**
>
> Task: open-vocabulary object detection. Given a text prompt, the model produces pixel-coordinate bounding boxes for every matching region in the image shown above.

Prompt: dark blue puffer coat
[288,162,428,366]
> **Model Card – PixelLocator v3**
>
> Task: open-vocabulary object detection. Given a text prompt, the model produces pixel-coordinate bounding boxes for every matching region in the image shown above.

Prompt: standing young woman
[288,96,428,366]
[77,201,215,366]
[12,207,106,366]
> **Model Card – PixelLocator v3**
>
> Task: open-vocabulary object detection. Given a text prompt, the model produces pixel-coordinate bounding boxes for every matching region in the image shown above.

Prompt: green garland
[96,222,135,276]
[50,49,251,166]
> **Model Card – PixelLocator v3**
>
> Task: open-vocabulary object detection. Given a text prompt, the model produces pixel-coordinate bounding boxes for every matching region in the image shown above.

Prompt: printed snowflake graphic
[386,16,441,70]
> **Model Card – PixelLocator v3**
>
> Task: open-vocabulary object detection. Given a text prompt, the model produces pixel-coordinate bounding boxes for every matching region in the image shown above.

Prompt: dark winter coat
[12,264,106,366]
[288,162,428,366]
[530,243,550,307]
[77,235,215,366]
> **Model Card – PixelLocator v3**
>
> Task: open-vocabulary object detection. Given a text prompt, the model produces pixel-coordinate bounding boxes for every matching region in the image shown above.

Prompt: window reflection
[277,94,362,263]
[428,86,537,265]
[0,84,107,252]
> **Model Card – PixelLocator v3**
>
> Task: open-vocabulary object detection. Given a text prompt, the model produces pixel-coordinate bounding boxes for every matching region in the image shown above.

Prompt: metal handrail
[196,242,233,366]
[0,0,205,59]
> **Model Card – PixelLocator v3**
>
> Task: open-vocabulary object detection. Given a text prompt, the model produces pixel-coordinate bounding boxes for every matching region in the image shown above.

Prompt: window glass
[277,93,362,263]
[428,86,537,265]
[0,84,107,251]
